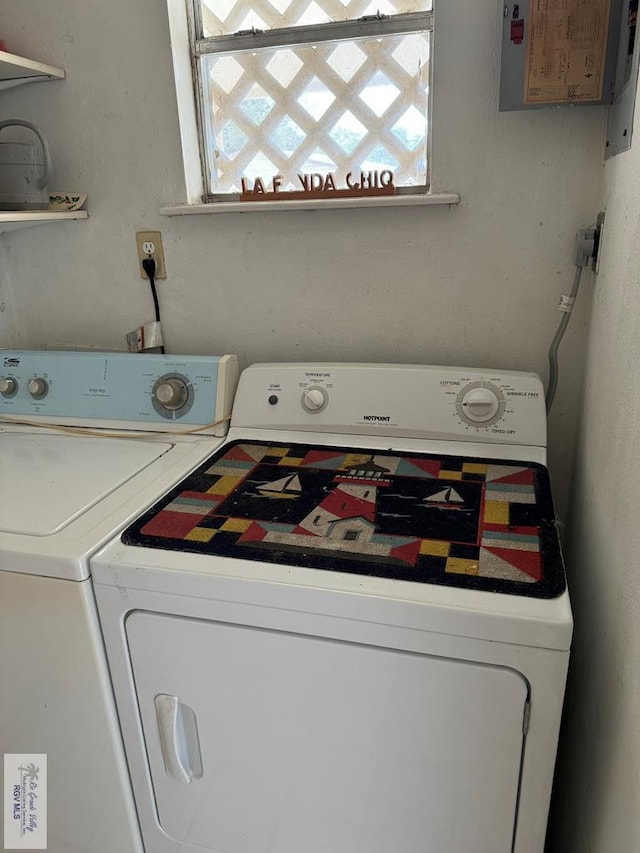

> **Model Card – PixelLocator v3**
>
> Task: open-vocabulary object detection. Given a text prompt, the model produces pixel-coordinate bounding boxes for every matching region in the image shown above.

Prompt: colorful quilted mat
[123,441,566,598]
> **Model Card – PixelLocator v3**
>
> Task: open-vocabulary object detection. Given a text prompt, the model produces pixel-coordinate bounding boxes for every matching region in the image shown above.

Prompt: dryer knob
[460,387,500,422]
[154,378,189,411]
[302,387,327,412]
[0,377,16,396]
[28,378,48,399]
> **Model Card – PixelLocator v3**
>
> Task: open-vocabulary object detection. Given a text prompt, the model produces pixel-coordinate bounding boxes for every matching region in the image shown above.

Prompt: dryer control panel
[0,351,239,434]
[232,363,546,447]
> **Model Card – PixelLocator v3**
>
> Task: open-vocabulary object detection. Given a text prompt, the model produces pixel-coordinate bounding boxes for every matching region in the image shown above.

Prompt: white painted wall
[547,76,640,853]
[0,0,606,514]
[0,246,17,348]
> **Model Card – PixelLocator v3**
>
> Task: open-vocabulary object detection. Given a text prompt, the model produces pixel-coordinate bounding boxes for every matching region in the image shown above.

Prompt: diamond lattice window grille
[212,55,245,94]
[329,110,368,154]
[298,76,336,121]
[327,41,367,82]
[240,84,276,125]
[295,1,332,27]
[362,143,400,172]
[194,0,432,198]
[220,121,248,159]
[359,70,401,117]
[265,49,304,88]
[392,104,426,150]
[200,0,432,37]
[242,151,279,181]
[269,115,307,155]
[299,147,339,175]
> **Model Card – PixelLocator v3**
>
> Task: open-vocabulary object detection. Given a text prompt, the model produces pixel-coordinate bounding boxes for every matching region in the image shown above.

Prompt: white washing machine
[0,350,238,853]
[92,363,572,853]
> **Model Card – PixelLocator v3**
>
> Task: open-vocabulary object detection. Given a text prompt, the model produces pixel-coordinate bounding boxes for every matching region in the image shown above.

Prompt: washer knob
[460,387,500,422]
[154,378,189,411]
[28,378,48,399]
[0,377,16,396]
[302,387,327,412]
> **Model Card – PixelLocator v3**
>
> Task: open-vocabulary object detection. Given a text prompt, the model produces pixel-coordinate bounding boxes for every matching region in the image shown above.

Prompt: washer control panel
[232,363,547,447]
[0,351,239,434]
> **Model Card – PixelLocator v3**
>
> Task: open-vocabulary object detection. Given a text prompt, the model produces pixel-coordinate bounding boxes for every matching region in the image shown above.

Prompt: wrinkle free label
[4,755,47,849]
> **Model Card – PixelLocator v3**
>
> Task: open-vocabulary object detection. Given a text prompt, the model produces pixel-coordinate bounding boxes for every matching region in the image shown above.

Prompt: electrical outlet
[593,211,605,275]
[135,231,166,280]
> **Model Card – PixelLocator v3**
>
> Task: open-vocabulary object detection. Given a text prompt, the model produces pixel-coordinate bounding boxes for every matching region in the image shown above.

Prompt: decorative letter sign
[240,171,396,201]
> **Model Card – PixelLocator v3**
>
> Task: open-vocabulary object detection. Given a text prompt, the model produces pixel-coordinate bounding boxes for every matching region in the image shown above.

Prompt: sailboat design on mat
[257,473,302,499]
[422,486,465,509]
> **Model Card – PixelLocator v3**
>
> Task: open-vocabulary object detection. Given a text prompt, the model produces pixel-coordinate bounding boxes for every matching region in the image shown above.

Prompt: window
[343,529,361,541]
[183,0,433,203]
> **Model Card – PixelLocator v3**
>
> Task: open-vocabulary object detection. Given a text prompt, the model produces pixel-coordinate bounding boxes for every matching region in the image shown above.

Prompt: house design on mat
[238,454,422,565]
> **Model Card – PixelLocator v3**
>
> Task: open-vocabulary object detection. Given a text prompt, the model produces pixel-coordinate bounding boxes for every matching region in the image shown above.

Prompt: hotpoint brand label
[357,414,397,426]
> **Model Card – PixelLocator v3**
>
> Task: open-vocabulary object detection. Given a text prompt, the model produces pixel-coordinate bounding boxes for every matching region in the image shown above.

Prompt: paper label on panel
[524,0,611,104]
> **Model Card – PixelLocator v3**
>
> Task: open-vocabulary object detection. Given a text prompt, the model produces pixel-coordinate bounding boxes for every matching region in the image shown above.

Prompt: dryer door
[127,611,528,853]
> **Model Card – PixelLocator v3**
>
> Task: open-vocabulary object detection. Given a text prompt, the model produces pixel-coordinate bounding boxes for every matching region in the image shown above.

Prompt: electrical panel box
[606,0,640,156]
[500,0,624,111]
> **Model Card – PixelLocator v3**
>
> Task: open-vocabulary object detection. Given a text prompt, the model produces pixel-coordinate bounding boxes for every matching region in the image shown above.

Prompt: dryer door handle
[154,694,204,783]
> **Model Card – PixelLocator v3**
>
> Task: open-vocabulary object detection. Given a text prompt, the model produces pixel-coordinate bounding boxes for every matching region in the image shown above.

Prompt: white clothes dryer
[0,350,238,853]
[92,363,572,853]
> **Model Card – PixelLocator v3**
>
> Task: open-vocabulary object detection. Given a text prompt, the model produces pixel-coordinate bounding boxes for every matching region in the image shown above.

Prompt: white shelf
[0,49,65,91]
[0,210,87,234]
[0,52,83,233]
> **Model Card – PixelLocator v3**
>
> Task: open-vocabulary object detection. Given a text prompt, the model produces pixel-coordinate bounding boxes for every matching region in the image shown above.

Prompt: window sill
[159,191,460,216]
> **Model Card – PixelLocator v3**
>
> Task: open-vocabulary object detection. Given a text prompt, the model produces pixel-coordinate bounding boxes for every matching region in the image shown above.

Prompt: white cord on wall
[546,265,584,413]
[545,227,597,412]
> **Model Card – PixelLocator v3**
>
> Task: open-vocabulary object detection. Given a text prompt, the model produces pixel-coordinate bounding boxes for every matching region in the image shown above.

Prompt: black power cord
[141,256,165,354]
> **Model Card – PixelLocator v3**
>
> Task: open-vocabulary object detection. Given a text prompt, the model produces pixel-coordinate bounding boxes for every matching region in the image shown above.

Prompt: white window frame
[163,0,459,214]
